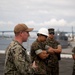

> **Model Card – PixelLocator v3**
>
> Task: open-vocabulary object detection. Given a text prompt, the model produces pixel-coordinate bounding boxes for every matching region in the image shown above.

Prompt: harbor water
[0,37,35,51]
[0,37,74,75]
[0,37,74,58]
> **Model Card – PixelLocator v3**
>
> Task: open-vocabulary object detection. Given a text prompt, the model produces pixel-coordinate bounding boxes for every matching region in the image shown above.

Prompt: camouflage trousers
[47,62,59,75]
[72,65,75,75]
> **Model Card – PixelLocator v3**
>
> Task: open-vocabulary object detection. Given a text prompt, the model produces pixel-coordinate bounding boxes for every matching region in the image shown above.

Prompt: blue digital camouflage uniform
[46,38,61,75]
[72,47,75,75]
[4,40,34,75]
[30,39,48,75]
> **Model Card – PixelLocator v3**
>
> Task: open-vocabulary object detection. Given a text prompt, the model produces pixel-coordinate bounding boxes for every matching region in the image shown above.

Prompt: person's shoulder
[11,40,21,48]
[72,47,75,54]
[54,39,59,43]
[46,38,50,43]
[6,40,16,50]
[9,40,23,52]
[31,40,40,50]
[72,47,75,51]
[54,39,59,42]
[5,40,21,53]
[31,40,38,46]
[46,37,50,41]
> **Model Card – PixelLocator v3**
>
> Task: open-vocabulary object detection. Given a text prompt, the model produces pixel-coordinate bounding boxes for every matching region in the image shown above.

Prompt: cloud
[0,21,15,31]
[24,19,75,31]
[0,18,75,32]
[39,19,67,26]
[0,0,75,32]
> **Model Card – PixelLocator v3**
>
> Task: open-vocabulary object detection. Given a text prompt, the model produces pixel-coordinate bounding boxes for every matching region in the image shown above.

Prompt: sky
[0,0,75,32]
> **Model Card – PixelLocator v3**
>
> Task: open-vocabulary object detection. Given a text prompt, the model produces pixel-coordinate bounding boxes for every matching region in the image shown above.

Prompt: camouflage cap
[48,28,55,34]
[14,23,33,34]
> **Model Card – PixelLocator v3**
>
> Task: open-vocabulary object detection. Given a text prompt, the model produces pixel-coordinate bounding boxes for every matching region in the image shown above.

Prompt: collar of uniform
[13,39,26,51]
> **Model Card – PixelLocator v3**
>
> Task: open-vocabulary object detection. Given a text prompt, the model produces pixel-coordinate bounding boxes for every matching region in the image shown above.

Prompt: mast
[72,26,74,41]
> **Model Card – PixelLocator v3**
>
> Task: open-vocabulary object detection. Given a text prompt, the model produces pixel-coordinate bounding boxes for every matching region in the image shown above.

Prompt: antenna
[72,26,74,41]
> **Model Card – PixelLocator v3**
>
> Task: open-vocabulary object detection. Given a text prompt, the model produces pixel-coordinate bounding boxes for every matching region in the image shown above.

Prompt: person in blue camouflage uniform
[72,47,75,75]
[4,24,37,75]
[45,28,62,75]
[30,28,51,75]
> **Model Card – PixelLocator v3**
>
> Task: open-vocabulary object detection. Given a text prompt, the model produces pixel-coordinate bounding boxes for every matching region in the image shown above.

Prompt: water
[0,37,73,58]
[0,38,35,51]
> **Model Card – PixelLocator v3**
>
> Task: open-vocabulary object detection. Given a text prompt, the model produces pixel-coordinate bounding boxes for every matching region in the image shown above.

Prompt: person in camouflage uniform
[72,47,75,75]
[4,24,37,75]
[45,28,62,75]
[30,28,50,75]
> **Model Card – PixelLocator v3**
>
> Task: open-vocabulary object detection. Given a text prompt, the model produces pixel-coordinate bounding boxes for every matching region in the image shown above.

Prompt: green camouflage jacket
[46,38,60,67]
[4,40,34,75]
[30,39,47,75]
[72,47,75,54]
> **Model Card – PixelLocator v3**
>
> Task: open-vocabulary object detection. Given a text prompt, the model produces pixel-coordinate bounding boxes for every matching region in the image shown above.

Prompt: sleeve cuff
[35,49,42,55]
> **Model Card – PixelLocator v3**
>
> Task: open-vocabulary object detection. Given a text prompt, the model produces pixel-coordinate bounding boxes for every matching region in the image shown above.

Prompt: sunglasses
[49,32,55,35]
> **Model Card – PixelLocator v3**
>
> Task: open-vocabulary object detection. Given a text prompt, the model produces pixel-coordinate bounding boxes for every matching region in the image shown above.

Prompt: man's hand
[32,61,38,68]
[47,47,54,54]
[38,51,49,59]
